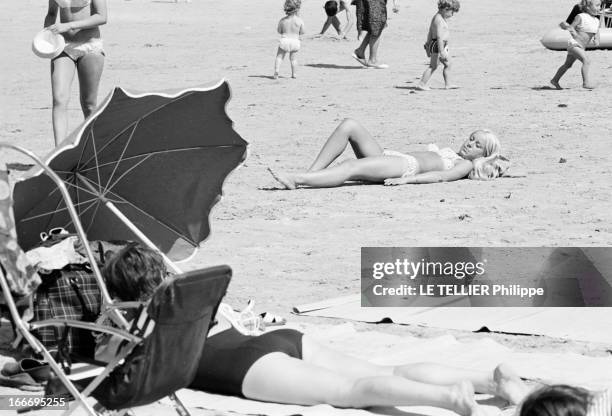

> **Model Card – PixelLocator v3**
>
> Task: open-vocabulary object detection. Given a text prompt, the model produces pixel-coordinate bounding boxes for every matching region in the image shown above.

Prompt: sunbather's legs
[302,335,529,405]
[308,118,384,171]
[296,156,407,187]
[242,352,481,415]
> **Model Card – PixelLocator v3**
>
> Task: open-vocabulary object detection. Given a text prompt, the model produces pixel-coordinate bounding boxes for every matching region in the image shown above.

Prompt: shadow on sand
[248,75,279,80]
[305,63,364,69]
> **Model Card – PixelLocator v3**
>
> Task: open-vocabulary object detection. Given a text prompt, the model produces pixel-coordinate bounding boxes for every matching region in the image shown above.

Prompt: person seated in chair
[99,243,530,414]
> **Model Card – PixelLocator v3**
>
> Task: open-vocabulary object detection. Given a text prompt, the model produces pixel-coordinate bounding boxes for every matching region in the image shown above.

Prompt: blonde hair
[284,0,301,15]
[438,0,460,12]
[465,130,509,180]
[580,0,600,14]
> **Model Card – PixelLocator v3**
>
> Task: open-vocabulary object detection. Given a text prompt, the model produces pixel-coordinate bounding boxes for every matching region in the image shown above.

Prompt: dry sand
[1,0,612,413]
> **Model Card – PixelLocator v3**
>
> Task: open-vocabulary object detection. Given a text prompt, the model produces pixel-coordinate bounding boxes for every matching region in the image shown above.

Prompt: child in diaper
[274,0,305,79]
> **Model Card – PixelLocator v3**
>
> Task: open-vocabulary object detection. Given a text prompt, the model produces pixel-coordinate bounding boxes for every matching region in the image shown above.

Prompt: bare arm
[299,19,305,36]
[560,15,579,37]
[44,0,59,27]
[392,0,399,13]
[384,160,473,185]
[47,0,107,34]
[341,1,354,37]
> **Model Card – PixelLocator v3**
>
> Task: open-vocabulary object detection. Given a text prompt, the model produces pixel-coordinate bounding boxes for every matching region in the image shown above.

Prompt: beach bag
[32,265,101,357]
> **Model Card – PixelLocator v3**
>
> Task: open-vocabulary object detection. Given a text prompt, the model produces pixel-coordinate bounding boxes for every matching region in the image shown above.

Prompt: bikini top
[55,0,91,8]
[576,13,600,33]
[427,144,462,170]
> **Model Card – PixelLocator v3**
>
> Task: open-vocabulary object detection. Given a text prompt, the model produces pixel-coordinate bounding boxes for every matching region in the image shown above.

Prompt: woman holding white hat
[43,0,107,145]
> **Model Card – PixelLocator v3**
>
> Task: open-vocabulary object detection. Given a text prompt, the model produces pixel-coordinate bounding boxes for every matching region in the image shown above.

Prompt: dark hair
[103,243,166,302]
[520,385,592,416]
[324,0,338,16]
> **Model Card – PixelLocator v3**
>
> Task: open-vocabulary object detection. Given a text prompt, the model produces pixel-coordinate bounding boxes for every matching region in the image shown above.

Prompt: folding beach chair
[1,156,232,415]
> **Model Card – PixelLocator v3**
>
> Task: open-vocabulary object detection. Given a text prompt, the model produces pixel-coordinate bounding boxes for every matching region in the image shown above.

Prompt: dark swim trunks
[428,38,448,54]
[325,0,339,16]
[191,327,304,397]
[355,0,387,37]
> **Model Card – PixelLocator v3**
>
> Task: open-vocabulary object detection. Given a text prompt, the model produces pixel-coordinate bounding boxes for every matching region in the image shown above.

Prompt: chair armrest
[29,319,142,344]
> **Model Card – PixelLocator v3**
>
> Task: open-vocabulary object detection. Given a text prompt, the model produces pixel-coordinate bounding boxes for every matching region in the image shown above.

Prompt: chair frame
[0,143,192,415]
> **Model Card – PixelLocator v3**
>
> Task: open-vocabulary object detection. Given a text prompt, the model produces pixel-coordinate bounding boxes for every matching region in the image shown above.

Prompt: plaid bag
[33,266,101,357]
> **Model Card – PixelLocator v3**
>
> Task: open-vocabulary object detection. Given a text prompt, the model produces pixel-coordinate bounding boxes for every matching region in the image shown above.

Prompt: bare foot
[450,381,480,416]
[416,84,431,91]
[292,74,297,79]
[273,73,279,79]
[494,364,530,405]
[267,167,297,190]
[550,79,562,90]
[583,84,594,89]
[445,84,460,89]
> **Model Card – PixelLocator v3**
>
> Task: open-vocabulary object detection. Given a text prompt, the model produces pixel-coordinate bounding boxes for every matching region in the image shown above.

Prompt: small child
[274,0,305,79]
[319,0,354,39]
[551,0,602,89]
[417,0,460,91]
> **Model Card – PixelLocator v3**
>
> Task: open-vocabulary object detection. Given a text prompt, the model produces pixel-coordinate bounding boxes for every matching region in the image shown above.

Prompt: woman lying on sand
[268,118,509,189]
[99,244,530,415]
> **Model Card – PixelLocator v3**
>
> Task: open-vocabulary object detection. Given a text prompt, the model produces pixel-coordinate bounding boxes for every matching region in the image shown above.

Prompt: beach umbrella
[12,80,248,265]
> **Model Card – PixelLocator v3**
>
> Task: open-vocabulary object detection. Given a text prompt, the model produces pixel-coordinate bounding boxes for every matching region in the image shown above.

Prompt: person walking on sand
[319,0,354,39]
[274,0,305,79]
[268,118,510,189]
[44,0,107,145]
[551,0,602,90]
[351,0,399,69]
[417,0,460,91]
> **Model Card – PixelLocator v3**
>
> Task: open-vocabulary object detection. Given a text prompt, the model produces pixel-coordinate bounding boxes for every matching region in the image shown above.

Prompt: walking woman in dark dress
[351,0,398,68]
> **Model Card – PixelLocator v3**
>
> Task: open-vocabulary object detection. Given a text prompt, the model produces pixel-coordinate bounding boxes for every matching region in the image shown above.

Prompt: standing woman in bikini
[44,0,107,145]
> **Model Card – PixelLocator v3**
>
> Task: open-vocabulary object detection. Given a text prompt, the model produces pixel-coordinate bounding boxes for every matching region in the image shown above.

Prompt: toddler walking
[274,0,305,79]
[551,0,602,89]
[417,0,460,91]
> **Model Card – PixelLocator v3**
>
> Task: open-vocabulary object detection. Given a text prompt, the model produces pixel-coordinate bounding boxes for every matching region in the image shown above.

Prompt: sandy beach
[1,0,612,413]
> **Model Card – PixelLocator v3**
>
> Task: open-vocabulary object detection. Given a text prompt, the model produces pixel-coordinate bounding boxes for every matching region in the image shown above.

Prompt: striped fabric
[589,389,611,416]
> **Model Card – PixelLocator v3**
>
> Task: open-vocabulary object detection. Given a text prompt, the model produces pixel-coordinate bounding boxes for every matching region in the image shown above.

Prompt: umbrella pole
[0,143,115,307]
[102,201,183,273]
[74,174,183,273]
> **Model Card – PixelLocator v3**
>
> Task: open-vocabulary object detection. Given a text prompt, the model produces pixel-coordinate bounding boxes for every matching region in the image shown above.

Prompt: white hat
[32,29,65,59]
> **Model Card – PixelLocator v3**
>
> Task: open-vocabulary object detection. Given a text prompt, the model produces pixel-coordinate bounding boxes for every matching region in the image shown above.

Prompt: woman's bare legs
[302,335,530,405]
[51,55,77,145]
[354,33,383,65]
[77,53,105,118]
[268,118,401,189]
[354,33,371,60]
[242,352,481,415]
[308,118,384,171]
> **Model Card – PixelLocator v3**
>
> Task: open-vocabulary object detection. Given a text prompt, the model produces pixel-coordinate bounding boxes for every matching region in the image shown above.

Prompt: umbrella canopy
[13,80,247,261]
